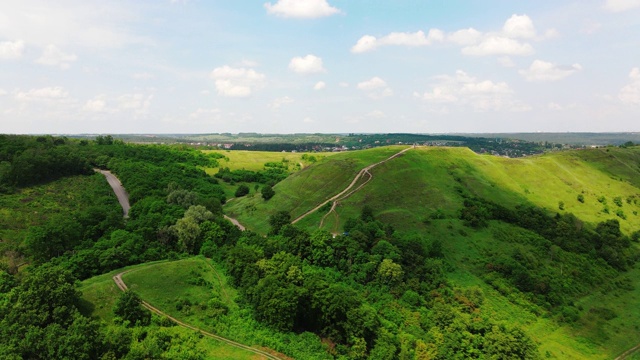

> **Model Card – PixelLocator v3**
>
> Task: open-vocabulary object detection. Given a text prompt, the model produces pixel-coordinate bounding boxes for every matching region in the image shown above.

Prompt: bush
[577,194,584,203]
[261,185,275,200]
[235,184,250,197]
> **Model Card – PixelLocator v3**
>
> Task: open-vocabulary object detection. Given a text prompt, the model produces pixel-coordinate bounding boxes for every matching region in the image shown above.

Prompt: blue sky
[1,0,639,134]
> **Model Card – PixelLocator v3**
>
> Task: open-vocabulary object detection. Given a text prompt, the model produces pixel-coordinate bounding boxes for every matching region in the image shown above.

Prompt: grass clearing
[202,150,336,173]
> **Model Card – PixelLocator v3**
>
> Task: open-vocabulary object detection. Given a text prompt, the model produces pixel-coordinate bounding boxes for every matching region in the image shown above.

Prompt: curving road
[615,343,640,360]
[95,169,131,218]
[113,270,282,360]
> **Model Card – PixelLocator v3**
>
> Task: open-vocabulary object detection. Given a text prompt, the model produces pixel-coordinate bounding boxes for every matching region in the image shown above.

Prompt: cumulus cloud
[619,67,640,105]
[519,60,582,82]
[264,0,341,18]
[604,0,640,12]
[35,44,78,69]
[14,86,69,101]
[357,77,393,99]
[351,29,444,53]
[314,81,326,90]
[414,70,529,112]
[0,40,25,60]
[352,14,550,57]
[366,110,385,118]
[210,65,266,97]
[462,36,534,56]
[289,54,325,74]
[303,117,314,123]
[0,89,7,96]
[269,96,294,109]
[502,14,536,39]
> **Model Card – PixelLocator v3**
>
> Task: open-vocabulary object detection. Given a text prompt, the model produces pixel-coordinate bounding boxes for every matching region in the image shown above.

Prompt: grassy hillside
[201,149,335,173]
[224,146,407,233]
[78,260,285,360]
[230,146,640,236]
[224,145,640,358]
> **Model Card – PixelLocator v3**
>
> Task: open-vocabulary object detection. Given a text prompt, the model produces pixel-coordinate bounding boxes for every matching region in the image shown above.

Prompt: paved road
[113,270,282,360]
[95,169,130,218]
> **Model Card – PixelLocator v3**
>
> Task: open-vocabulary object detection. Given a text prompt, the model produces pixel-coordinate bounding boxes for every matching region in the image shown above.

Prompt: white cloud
[498,56,515,67]
[0,89,6,96]
[314,81,326,90]
[0,2,147,48]
[303,117,314,123]
[83,96,107,112]
[264,0,341,18]
[351,29,444,53]
[619,67,640,105]
[357,77,393,99]
[415,70,529,112]
[117,93,153,115]
[35,44,78,69]
[0,40,24,60]
[357,77,387,91]
[269,96,294,109]
[604,0,640,12]
[502,14,536,39]
[14,86,69,101]
[339,82,349,88]
[289,54,325,74]
[448,28,482,45]
[462,36,534,56]
[352,14,549,57]
[210,65,266,97]
[519,60,582,82]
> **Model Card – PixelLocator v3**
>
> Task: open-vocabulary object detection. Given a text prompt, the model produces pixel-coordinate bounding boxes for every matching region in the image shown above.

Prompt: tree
[235,184,250,197]
[261,185,275,200]
[113,290,151,327]
[268,211,291,235]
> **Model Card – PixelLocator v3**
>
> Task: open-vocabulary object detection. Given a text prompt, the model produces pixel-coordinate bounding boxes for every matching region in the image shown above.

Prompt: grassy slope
[225,145,640,358]
[224,146,406,233]
[78,261,265,360]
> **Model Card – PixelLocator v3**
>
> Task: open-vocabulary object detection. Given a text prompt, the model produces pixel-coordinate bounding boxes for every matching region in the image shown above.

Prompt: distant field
[201,149,336,173]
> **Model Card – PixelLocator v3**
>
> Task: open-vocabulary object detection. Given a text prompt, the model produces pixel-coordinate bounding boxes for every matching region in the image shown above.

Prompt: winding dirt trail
[615,343,640,360]
[293,146,412,225]
[113,270,283,360]
[95,169,130,218]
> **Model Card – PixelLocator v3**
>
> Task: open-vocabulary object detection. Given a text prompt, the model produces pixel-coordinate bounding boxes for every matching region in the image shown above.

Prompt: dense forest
[1,134,638,359]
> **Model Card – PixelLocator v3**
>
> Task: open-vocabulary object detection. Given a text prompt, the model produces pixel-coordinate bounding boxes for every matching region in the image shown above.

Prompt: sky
[1,0,639,134]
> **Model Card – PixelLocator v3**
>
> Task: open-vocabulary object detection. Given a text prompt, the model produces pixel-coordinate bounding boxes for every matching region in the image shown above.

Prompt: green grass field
[202,149,336,173]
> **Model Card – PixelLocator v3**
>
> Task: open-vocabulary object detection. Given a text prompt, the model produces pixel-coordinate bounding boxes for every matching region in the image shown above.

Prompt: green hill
[224,145,640,358]
[227,146,640,235]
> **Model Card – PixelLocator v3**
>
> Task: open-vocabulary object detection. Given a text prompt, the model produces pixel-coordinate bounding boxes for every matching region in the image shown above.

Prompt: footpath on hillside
[113,269,283,360]
[292,146,413,225]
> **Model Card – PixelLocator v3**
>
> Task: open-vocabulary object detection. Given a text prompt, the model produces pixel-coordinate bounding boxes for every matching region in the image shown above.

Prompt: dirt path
[113,270,282,360]
[615,343,640,360]
[95,169,131,218]
[224,215,246,231]
[293,146,412,225]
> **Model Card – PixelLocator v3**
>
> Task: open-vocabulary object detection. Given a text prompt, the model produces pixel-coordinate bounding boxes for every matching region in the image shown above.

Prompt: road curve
[292,146,412,224]
[95,169,131,218]
[113,270,282,360]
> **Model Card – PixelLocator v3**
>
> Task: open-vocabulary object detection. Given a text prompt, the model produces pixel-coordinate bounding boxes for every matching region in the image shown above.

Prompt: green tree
[268,211,291,235]
[113,290,151,327]
[235,184,250,197]
[261,184,275,200]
